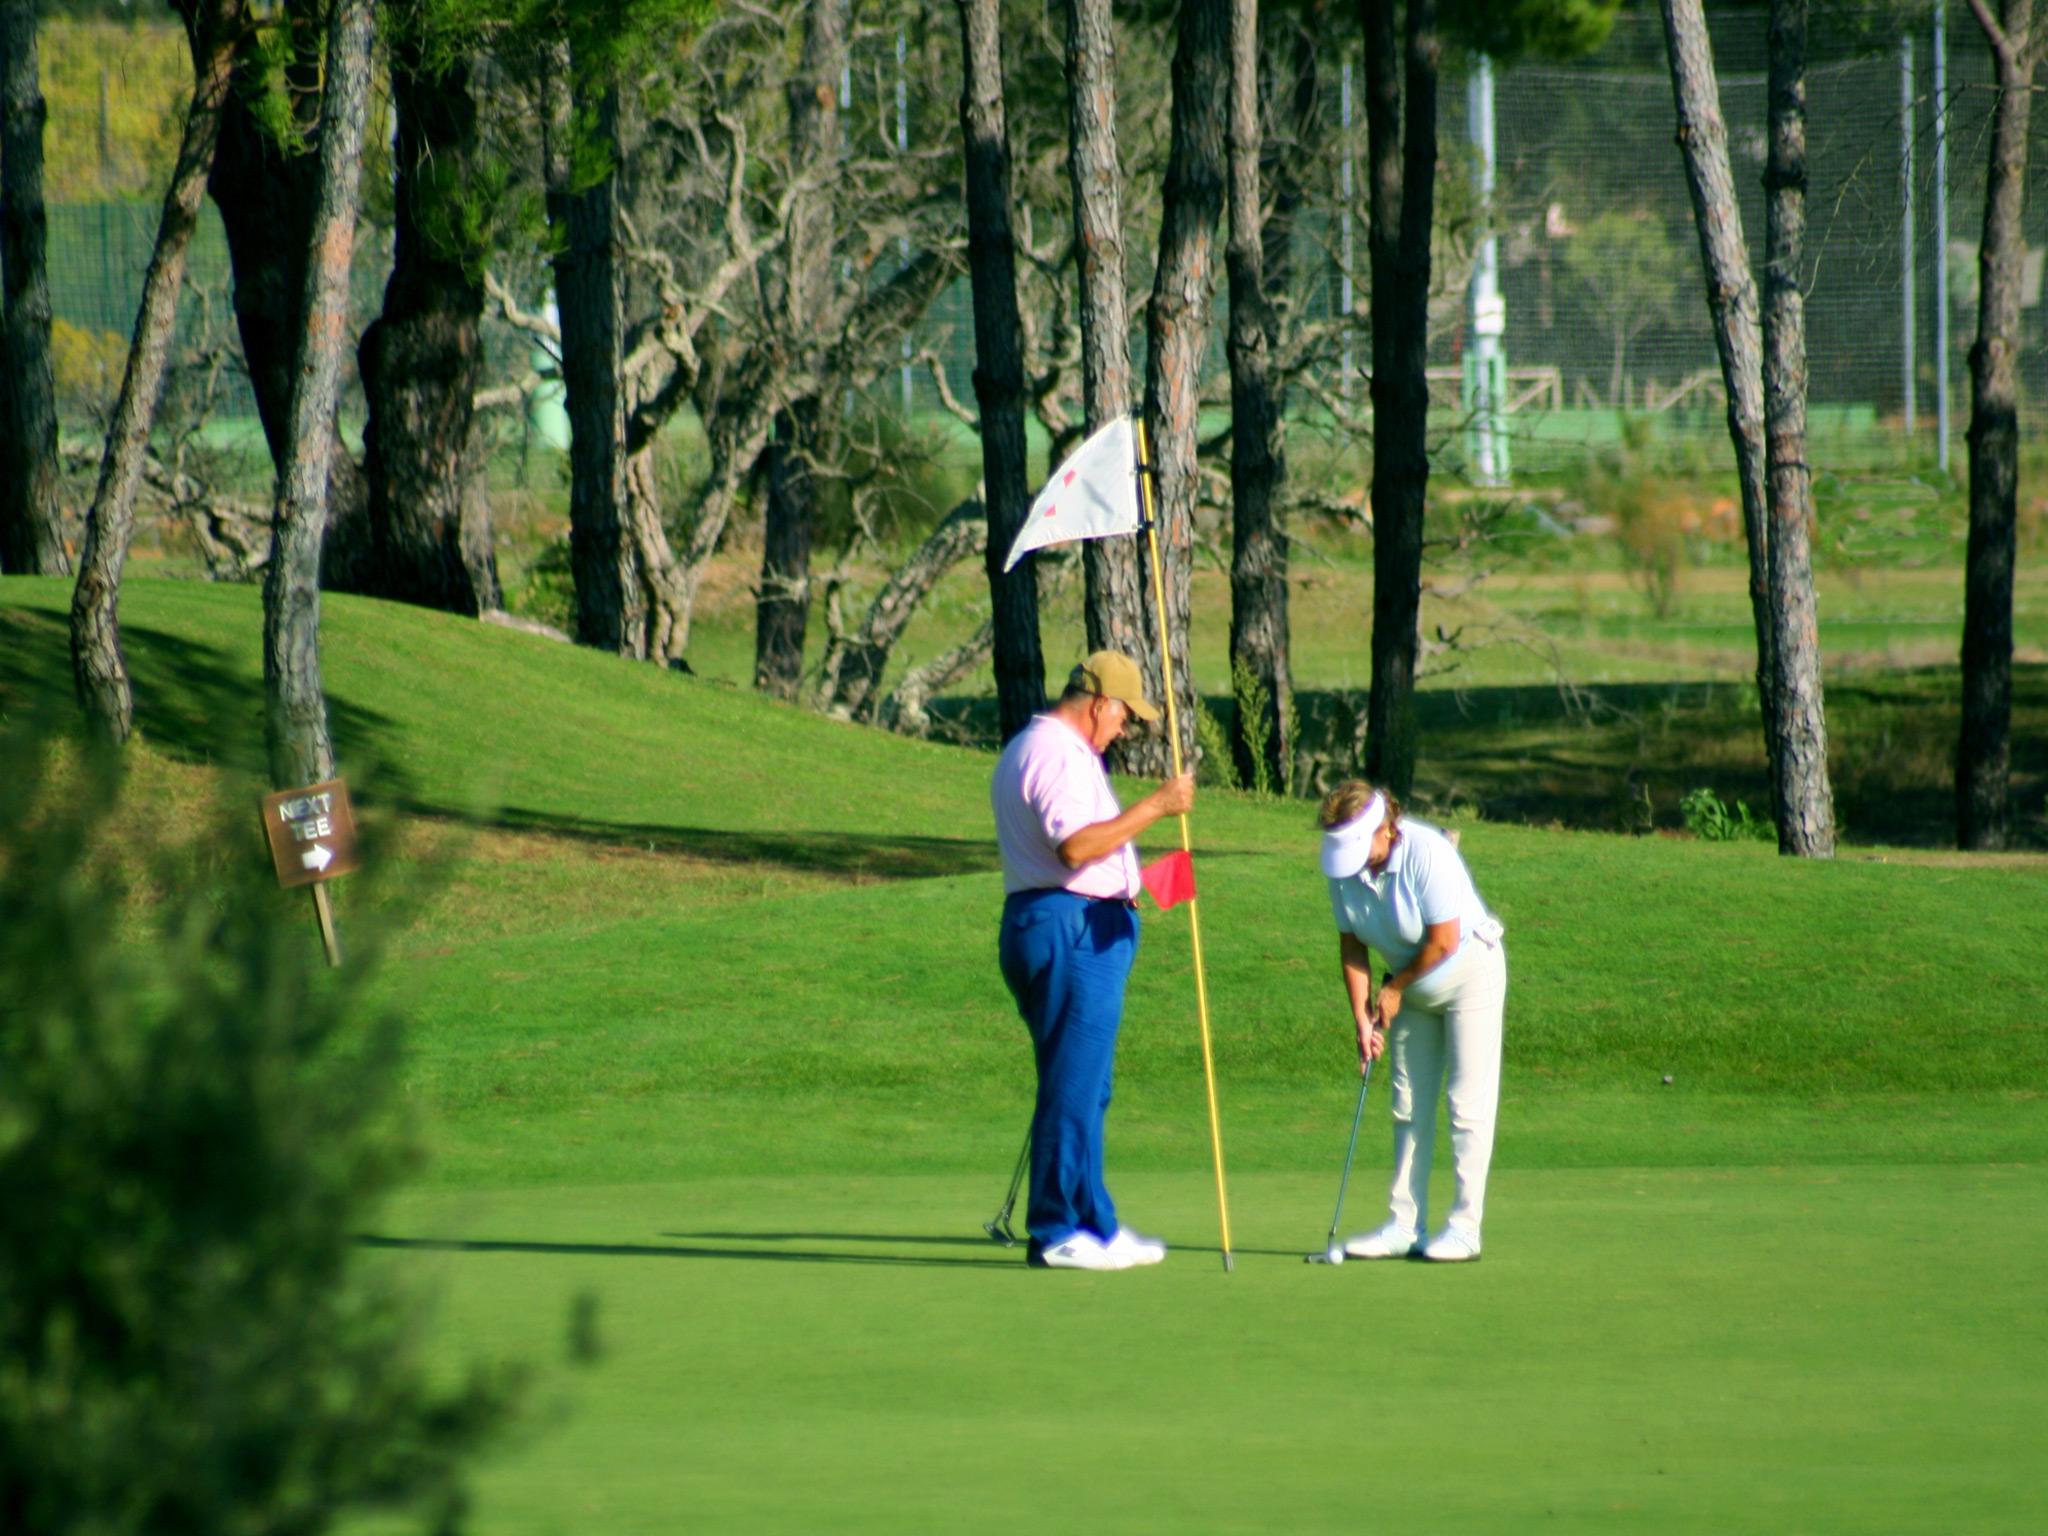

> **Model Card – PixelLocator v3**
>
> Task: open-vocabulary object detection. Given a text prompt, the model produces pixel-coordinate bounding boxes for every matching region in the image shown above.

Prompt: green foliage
[49,316,128,410]
[1229,656,1282,798]
[1680,785,1776,843]
[505,534,577,634]
[0,730,513,1536]
[242,12,316,159]
[37,19,188,202]
[1562,210,1688,400]
[1191,691,1234,790]
[1443,0,1622,63]
[413,150,547,281]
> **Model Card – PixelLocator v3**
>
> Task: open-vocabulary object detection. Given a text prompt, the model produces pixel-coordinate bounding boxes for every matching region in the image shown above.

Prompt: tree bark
[1360,0,1437,799]
[1141,0,1230,776]
[205,0,374,593]
[262,0,375,789]
[357,27,500,617]
[755,402,821,697]
[958,0,1045,742]
[70,0,245,745]
[545,62,646,657]
[1760,0,1834,856]
[1955,0,2035,849]
[0,0,69,577]
[754,0,845,701]
[1226,0,1292,793]
[1062,0,1150,679]
[205,0,372,594]
[1660,0,1779,801]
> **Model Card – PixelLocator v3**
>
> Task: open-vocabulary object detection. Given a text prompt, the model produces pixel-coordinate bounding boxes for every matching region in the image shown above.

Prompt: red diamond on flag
[1042,504,1057,518]
[1064,470,1076,485]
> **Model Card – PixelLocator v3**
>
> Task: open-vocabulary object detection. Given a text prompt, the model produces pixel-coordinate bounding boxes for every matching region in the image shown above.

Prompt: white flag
[1000,417,1143,573]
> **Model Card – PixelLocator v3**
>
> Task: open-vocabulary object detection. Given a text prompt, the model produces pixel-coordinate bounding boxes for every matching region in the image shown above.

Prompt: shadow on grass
[669,1230,1318,1261]
[0,606,417,801]
[362,1232,1310,1266]
[472,807,1002,881]
[1320,667,2048,848]
[358,1233,1015,1269]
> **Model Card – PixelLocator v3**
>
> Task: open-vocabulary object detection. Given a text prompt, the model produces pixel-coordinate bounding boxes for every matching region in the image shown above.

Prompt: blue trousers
[998,889,1139,1249]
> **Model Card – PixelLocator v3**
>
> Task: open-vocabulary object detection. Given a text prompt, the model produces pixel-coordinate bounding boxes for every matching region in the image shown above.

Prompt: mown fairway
[4,576,2046,1533]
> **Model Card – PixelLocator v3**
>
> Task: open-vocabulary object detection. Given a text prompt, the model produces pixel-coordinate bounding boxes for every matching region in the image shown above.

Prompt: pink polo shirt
[991,713,1141,900]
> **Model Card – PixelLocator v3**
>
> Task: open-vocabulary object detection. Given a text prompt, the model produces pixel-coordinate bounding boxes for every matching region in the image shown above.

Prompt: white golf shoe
[1416,1226,1482,1262]
[1105,1227,1168,1267]
[1031,1232,1120,1270]
[1342,1222,1420,1260]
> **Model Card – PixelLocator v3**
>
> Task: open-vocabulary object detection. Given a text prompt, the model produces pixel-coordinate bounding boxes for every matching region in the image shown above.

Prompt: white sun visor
[1319,794,1386,879]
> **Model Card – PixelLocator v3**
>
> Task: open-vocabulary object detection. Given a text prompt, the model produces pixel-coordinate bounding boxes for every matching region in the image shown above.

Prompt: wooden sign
[260,779,361,890]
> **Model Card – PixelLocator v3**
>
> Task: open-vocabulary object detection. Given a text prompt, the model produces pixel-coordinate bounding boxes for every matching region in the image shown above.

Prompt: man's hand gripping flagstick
[1002,414,1236,1272]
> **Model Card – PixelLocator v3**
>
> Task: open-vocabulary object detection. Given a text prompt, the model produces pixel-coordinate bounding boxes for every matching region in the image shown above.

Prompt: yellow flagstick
[1132,415,1235,1272]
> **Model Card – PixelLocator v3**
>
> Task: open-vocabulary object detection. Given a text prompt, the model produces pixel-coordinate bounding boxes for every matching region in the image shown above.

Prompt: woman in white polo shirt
[1317,780,1507,1262]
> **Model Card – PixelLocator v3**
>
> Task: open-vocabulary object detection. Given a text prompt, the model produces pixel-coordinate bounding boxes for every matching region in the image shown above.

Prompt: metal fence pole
[1934,0,1951,473]
[1901,32,1916,436]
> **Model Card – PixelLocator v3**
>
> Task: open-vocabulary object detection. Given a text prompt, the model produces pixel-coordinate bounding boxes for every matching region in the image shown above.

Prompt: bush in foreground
[0,729,511,1536]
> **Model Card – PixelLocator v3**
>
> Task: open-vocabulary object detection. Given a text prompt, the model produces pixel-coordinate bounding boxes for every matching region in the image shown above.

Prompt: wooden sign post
[259,779,362,966]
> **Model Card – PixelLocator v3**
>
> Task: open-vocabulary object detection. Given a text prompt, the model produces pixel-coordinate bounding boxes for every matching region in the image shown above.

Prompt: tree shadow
[0,605,417,801]
[458,807,1004,881]
[1289,667,2048,848]
[358,1233,1017,1270]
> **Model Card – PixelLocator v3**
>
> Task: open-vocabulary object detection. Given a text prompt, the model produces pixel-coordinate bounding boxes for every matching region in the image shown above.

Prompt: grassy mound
[6,575,2043,1182]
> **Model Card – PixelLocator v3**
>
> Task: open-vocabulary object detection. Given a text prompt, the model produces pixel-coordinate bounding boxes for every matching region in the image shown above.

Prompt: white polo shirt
[991,714,1141,900]
[1328,819,1502,1008]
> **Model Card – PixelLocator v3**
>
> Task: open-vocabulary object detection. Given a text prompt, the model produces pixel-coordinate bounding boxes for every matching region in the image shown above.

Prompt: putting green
[370,1163,2047,1534]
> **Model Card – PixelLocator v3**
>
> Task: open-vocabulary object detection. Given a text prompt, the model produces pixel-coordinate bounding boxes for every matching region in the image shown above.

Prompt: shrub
[0,730,513,1536]
[1679,786,1775,843]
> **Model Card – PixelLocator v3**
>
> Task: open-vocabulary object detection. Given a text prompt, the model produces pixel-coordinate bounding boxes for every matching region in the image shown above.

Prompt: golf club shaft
[1324,1059,1373,1247]
[995,1127,1029,1221]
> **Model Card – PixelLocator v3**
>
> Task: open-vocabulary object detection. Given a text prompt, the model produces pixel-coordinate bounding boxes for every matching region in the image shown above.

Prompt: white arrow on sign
[300,844,334,873]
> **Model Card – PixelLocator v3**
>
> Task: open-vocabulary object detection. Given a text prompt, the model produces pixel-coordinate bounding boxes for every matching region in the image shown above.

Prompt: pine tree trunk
[1957,0,2036,849]
[754,0,845,700]
[1226,0,1291,793]
[958,0,1045,742]
[205,0,373,594]
[262,0,374,789]
[545,63,645,657]
[1361,0,1436,800]
[70,0,244,744]
[755,405,820,698]
[1141,0,1230,776]
[358,32,499,617]
[1761,0,1835,856]
[0,0,69,577]
[1660,0,1779,801]
[1062,0,1150,680]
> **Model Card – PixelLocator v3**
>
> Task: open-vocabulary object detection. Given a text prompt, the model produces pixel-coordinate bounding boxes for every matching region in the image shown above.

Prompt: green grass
[372,1165,2048,1535]
[5,574,2046,1532]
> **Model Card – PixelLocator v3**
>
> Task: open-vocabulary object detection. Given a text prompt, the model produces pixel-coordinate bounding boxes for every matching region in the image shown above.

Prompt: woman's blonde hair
[1316,779,1403,834]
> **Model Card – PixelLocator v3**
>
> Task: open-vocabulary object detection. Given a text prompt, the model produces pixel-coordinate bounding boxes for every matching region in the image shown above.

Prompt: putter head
[984,1218,1019,1247]
[1303,1251,1333,1263]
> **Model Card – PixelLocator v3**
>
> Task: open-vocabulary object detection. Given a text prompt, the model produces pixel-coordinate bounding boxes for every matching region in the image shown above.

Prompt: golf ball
[1326,1243,1346,1265]
[1662,1073,1675,1085]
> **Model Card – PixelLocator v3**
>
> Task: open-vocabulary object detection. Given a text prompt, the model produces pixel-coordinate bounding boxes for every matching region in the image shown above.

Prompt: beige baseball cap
[1068,650,1161,723]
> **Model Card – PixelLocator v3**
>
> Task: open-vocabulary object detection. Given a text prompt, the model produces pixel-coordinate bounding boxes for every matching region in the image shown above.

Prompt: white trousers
[1384,940,1506,1240]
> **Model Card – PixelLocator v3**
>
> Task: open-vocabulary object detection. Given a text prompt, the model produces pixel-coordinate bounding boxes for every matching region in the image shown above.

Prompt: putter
[983,1128,1030,1246]
[1304,1058,1375,1263]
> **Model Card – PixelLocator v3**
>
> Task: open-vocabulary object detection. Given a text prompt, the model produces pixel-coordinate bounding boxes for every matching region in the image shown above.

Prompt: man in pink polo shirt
[992,651,1195,1271]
